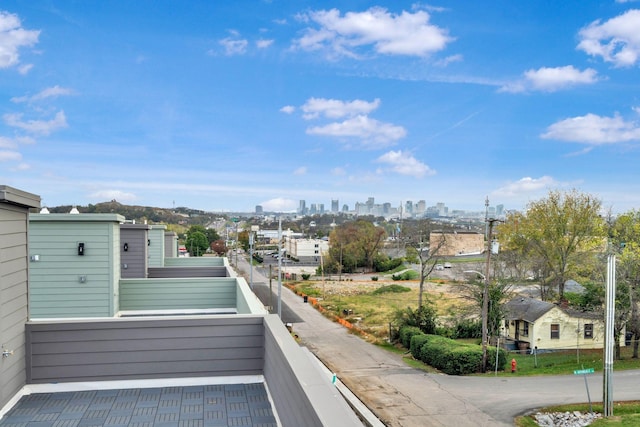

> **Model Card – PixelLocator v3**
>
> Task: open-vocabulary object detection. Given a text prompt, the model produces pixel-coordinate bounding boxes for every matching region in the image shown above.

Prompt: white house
[504,297,621,352]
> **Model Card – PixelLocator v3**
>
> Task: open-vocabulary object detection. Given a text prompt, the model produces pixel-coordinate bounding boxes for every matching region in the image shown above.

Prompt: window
[584,323,593,339]
[550,324,560,339]
[522,322,529,337]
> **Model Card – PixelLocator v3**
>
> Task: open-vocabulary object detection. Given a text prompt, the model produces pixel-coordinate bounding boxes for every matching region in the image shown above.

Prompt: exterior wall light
[78,242,85,256]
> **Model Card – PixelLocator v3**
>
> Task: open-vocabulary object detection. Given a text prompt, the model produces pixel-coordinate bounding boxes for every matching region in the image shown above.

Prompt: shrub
[371,276,378,281]
[373,255,403,272]
[409,334,430,360]
[394,306,437,335]
[453,319,482,339]
[372,284,411,295]
[419,335,483,375]
[301,273,311,280]
[398,326,423,349]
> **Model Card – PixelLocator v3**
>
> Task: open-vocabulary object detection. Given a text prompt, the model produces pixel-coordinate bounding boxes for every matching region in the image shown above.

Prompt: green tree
[611,210,640,358]
[498,189,606,301]
[185,231,208,256]
[326,220,386,273]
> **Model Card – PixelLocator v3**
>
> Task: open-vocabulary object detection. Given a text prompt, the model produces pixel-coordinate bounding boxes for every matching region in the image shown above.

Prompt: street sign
[574,368,594,375]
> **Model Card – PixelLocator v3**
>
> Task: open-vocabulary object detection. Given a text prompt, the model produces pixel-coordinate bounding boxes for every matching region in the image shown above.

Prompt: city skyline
[2,2,640,215]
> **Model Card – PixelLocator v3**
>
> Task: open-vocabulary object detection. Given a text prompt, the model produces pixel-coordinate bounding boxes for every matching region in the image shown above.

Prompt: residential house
[504,296,619,352]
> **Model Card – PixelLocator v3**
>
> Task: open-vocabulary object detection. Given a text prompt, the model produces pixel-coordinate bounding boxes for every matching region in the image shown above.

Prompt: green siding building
[28,213,124,318]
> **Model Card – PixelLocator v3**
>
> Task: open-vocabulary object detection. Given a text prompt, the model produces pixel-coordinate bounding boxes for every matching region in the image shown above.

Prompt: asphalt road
[237,257,640,427]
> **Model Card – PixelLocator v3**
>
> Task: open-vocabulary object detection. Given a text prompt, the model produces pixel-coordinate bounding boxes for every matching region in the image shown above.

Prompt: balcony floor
[0,383,276,427]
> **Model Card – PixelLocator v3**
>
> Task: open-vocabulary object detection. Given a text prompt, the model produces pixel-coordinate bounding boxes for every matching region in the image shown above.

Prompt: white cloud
[0,135,35,148]
[280,105,295,114]
[0,150,22,161]
[434,53,463,67]
[577,9,640,67]
[0,11,40,69]
[256,39,274,48]
[301,97,380,120]
[219,36,248,55]
[88,190,137,203]
[541,112,640,144]
[0,136,16,149]
[293,7,453,58]
[306,115,406,149]
[3,110,68,136]
[493,176,556,197]
[18,63,33,74]
[376,150,435,178]
[293,166,307,175]
[260,197,297,212]
[500,66,599,93]
[11,85,75,103]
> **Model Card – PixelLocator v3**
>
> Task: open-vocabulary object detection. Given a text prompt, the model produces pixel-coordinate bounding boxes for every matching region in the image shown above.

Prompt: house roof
[505,296,602,322]
[505,297,555,322]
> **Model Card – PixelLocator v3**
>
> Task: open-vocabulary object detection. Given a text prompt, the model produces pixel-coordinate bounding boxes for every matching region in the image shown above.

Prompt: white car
[444,262,452,268]
[435,264,444,270]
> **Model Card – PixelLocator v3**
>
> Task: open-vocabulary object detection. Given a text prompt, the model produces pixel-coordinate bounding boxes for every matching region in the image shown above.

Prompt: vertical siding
[25,316,264,383]
[28,215,121,318]
[148,226,165,267]
[120,225,148,279]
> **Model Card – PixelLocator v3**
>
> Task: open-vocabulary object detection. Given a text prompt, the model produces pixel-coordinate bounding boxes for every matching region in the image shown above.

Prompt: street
[237,256,640,426]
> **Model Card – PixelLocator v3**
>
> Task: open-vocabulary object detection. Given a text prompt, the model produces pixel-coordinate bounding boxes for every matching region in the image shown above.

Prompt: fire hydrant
[511,358,517,373]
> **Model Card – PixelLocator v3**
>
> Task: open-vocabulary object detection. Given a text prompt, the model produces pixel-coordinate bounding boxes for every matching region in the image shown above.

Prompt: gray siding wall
[164,257,225,267]
[148,226,165,267]
[120,225,148,279]
[164,232,178,258]
[25,316,264,384]
[0,203,32,410]
[119,278,237,311]
[262,315,363,427]
[28,216,120,318]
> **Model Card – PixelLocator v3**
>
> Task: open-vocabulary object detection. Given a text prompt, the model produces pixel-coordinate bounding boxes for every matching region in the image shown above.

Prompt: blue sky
[1,1,640,214]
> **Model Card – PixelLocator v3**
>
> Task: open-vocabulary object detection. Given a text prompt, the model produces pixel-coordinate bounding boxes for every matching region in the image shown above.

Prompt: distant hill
[40,200,218,226]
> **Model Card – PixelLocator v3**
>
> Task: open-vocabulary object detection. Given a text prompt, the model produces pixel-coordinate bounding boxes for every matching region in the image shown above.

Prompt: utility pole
[277,217,282,318]
[482,205,502,373]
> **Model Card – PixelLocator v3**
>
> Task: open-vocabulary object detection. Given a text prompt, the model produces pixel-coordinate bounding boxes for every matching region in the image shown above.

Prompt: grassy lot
[290,278,465,339]
[289,278,640,373]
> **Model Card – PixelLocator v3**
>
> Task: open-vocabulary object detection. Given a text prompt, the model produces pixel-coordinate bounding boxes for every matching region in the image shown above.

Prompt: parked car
[444,262,452,268]
[435,264,444,270]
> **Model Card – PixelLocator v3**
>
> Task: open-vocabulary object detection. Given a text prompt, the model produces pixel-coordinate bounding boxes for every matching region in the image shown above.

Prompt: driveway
[239,258,640,426]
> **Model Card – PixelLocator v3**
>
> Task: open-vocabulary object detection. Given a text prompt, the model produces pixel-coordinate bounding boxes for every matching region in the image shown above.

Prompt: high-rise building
[318,204,325,214]
[255,205,263,214]
[331,199,339,212]
[405,201,413,216]
[298,200,306,215]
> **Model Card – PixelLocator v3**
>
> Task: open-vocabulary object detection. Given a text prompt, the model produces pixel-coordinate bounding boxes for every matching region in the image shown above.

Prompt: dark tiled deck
[0,384,277,427]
